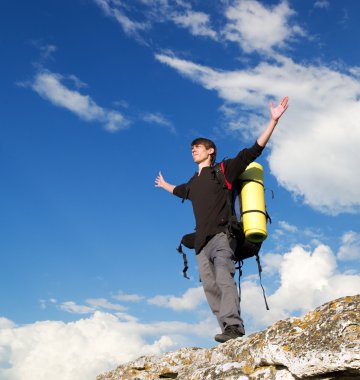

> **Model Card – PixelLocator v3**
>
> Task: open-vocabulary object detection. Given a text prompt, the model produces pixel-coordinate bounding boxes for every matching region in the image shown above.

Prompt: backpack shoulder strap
[214,162,232,190]
[214,161,237,224]
[219,161,232,190]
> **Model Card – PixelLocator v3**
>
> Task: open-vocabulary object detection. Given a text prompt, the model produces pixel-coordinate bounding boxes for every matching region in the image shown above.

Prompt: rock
[97,295,360,380]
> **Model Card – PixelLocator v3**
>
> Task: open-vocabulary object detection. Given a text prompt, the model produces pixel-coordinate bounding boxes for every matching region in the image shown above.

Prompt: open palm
[270,96,289,121]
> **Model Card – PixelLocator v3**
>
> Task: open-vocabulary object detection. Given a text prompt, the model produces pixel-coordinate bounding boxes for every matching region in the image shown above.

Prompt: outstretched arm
[155,171,175,194]
[257,96,288,147]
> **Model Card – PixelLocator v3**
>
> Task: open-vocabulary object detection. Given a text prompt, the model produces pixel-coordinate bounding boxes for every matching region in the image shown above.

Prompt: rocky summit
[97,295,359,379]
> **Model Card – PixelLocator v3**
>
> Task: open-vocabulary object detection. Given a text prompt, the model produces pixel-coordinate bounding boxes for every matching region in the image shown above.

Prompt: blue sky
[1,0,360,379]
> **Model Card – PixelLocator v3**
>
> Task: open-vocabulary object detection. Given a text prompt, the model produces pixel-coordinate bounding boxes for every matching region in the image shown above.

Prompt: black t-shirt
[173,142,264,253]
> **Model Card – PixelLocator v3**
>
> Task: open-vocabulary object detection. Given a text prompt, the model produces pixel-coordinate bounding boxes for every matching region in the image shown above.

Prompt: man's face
[191,144,214,164]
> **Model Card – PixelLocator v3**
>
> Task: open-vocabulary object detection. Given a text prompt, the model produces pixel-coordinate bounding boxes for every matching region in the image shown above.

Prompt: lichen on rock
[97,295,360,380]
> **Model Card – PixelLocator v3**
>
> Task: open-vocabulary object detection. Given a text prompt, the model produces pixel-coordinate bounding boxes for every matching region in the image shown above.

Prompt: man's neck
[198,161,211,175]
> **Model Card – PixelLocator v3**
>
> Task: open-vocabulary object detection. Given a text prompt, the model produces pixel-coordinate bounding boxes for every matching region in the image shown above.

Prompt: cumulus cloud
[155,53,360,214]
[242,243,360,331]
[1,251,357,380]
[0,318,15,329]
[0,312,175,380]
[0,310,218,380]
[147,286,205,311]
[223,0,305,53]
[30,71,129,132]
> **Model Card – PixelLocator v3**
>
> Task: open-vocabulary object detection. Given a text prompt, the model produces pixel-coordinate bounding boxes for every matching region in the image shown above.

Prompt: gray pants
[197,232,245,334]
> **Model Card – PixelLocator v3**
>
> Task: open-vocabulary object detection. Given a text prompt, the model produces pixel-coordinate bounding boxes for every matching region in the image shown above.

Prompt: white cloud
[172,10,217,39]
[31,71,129,132]
[223,0,305,53]
[314,0,330,9]
[0,312,176,380]
[0,311,218,380]
[242,243,360,331]
[59,301,95,314]
[94,0,149,39]
[261,252,283,276]
[31,42,57,61]
[93,0,217,42]
[337,231,360,261]
[58,298,128,315]
[86,298,127,312]
[1,254,358,380]
[143,112,176,134]
[278,220,298,233]
[0,318,15,329]
[112,290,144,302]
[147,286,205,311]
[155,53,360,214]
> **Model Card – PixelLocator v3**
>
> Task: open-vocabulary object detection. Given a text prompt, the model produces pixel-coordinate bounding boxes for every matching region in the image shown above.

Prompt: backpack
[176,161,270,310]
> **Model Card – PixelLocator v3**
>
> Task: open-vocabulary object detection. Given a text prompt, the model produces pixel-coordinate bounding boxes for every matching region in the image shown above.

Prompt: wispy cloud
[171,10,218,39]
[29,41,58,63]
[112,290,145,302]
[93,0,217,42]
[155,52,360,215]
[58,298,127,315]
[271,219,324,252]
[86,298,127,312]
[143,112,176,134]
[28,70,129,132]
[337,231,360,261]
[94,0,150,42]
[314,0,330,9]
[277,220,298,233]
[59,301,96,314]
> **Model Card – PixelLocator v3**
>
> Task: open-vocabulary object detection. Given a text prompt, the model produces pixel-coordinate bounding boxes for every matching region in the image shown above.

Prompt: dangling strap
[176,244,190,279]
[255,254,270,310]
[236,261,243,304]
[266,210,272,224]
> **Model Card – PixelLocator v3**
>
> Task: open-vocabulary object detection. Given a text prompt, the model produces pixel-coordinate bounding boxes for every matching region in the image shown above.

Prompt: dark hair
[191,137,217,165]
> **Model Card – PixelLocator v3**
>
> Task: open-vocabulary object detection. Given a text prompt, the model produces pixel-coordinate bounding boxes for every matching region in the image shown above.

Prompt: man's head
[191,137,217,166]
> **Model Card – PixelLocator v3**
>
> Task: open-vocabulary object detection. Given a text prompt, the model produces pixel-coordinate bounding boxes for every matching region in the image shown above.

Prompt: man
[155,97,289,343]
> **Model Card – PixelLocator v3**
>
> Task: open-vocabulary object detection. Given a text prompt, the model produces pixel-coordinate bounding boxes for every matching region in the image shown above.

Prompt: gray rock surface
[97,295,359,379]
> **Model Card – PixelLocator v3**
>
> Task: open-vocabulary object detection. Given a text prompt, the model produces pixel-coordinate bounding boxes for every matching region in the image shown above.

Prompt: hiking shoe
[214,325,244,343]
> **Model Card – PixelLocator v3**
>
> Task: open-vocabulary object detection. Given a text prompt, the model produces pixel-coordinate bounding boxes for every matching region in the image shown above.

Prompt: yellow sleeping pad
[239,162,267,243]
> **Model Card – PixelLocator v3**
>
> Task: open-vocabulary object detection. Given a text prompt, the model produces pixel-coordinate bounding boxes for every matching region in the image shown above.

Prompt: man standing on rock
[155,97,289,343]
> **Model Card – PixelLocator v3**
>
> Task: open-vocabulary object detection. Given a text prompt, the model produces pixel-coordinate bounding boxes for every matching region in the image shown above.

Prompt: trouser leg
[197,232,245,333]
[197,246,224,332]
